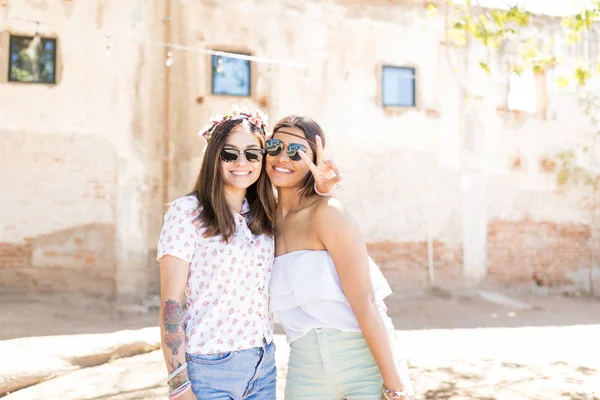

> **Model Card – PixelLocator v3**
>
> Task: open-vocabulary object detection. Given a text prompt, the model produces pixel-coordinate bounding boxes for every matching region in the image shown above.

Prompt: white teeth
[274,167,292,173]
[231,171,251,176]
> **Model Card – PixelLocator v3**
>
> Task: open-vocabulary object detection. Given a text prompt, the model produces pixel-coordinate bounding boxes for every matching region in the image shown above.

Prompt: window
[9,34,57,84]
[381,66,416,107]
[211,54,251,97]
[507,71,537,113]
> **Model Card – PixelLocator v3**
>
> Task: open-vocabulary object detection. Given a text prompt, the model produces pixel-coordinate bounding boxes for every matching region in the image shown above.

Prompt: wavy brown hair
[272,115,327,198]
[189,118,276,241]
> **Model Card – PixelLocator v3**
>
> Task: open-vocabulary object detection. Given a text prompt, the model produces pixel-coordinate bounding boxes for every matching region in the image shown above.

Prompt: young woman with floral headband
[157,106,340,400]
[266,115,415,400]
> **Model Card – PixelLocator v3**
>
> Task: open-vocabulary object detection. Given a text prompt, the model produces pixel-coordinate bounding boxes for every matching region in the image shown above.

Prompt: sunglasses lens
[220,148,239,162]
[265,139,283,156]
[287,143,308,161]
[245,149,264,163]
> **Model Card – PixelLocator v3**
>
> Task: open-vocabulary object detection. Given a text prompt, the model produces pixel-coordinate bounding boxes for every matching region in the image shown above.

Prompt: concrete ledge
[1,335,292,400]
[0,327,160,396]
[2,351,167,400]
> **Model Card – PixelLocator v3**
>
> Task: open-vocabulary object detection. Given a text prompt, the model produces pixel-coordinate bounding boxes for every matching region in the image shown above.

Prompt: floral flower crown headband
[199,105,268,142]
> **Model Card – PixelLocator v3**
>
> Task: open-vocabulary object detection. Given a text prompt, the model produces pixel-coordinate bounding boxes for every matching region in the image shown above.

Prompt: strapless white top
[268,250,396,343]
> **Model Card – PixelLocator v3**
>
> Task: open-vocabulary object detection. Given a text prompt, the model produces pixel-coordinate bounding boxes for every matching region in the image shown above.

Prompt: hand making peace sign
[298,135,342,196]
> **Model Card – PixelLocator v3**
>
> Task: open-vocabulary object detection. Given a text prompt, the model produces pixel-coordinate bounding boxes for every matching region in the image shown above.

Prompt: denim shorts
[285,328,413,400]
[186,340,277,400]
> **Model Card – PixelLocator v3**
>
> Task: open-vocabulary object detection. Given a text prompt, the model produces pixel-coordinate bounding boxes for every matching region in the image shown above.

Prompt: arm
[159,255,196,399]
[156,197,200,400]
[314,199,410,395]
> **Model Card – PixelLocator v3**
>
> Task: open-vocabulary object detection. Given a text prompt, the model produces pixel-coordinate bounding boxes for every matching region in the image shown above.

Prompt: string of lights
[4,13,598,87]
[7,16,328,70]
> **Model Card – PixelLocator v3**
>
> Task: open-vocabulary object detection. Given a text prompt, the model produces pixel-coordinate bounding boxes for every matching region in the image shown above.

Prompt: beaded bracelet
[381,385,409,400]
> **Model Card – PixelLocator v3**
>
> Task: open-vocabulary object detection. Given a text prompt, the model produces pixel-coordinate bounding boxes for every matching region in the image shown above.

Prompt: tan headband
[272,130,316,145]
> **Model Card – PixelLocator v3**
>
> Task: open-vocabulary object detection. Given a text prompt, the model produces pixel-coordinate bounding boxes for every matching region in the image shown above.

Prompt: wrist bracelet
[314,182,337,197]
[382,385,408,400]
[169,380,192,400]
[167,362,188,382]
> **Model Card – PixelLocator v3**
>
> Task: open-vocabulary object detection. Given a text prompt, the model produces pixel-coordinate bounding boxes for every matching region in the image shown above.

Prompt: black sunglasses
[220,147,264,163]
[265,138,310,161]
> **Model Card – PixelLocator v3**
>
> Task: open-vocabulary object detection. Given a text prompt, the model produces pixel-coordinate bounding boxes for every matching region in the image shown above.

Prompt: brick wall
[367,240,463,287]
[0,241,33,270]
[488,219,591,287]
[0,129,119,296]
[0,241,34,294]
[365,219,594,290]
[0,223,116,297]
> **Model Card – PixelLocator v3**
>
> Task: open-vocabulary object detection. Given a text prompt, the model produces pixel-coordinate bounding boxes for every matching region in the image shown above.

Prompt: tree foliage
[430,0,600,86]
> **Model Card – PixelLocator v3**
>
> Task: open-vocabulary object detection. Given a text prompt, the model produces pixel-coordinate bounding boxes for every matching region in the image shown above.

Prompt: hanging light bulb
[216,57,224,74]
[132,0,144,28]
[132,9,144,28]
[303,68,311,82]
[165,51,173,67]
[105,35,112,57]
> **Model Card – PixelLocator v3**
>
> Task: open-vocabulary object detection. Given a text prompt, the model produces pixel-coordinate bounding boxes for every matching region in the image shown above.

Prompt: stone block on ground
[0,327,160,395]
[3,350,167,400]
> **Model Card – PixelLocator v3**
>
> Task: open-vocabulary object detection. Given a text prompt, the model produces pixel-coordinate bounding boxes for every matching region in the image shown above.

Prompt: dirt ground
[2,281,598,340]
[1,282,600,399]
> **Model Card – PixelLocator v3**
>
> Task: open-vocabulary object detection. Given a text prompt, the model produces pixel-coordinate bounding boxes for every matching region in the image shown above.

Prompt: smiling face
[220,121,263,193]
[265,126,314,189]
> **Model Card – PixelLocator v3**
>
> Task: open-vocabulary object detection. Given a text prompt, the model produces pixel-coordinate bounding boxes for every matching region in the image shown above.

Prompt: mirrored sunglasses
[265,138,309,161]
[220,148,264,163]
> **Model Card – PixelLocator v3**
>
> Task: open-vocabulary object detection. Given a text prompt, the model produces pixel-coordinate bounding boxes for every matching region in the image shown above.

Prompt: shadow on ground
[412,359,599,400]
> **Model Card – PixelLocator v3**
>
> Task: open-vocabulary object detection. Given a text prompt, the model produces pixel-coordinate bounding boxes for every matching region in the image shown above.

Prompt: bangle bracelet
[167,362,188,382]
[169,381,192,400]
[314,182,337,197]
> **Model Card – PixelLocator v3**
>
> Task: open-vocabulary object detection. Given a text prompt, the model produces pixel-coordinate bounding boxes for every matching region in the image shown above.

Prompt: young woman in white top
[266,115,415,400]
[157,107,339,400]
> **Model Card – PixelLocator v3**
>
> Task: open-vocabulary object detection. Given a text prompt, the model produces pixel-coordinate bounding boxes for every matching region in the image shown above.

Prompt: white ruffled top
[268,250,396,343]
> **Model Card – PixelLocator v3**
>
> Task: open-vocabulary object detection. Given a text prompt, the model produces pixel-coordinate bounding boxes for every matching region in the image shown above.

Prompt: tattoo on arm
[163,299,188,392]
[168,359,187,391]
[163,299,184,355]
[163,299,189,391]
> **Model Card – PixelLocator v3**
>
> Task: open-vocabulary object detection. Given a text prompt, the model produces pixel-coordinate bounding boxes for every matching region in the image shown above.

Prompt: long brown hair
[272,115,327,198]
[190,118,276,240]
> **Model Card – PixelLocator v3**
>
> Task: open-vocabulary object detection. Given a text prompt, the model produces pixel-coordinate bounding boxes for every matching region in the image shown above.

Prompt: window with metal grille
[9,34,57,84]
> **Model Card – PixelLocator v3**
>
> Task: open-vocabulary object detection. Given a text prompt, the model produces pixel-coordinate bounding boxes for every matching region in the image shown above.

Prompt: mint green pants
[284,328,413,400]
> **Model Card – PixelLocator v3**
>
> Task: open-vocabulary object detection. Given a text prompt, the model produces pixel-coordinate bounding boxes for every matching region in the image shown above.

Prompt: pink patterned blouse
[157,195,275,354]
